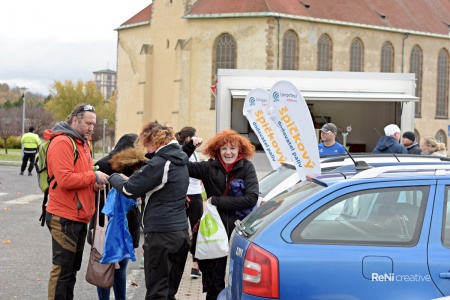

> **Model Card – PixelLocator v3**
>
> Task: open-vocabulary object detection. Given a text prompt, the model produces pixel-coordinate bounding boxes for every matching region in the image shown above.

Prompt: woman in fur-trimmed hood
[88,133,148,300]
[96,133,149,176]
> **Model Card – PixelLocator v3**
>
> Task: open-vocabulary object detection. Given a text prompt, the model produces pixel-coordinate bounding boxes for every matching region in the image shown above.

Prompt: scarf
[218,155,244,173]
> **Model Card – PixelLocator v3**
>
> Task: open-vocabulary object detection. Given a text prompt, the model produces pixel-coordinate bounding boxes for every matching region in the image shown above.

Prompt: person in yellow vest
[20,127,41,175]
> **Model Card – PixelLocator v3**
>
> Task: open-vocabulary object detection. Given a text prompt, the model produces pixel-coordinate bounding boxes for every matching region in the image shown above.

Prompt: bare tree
[26,104,55,136]
[0,107,21,154]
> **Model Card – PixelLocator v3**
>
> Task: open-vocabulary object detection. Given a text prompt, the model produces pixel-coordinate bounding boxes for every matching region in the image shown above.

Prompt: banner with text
[243,88,291,170]
[267,80,321,179]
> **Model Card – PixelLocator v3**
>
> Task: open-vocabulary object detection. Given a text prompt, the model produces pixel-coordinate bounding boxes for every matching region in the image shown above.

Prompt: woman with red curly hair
[186,129,259,300]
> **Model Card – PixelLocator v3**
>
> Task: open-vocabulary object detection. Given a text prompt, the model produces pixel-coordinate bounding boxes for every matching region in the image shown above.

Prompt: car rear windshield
[258,165,296,197]
[241,181,325,236]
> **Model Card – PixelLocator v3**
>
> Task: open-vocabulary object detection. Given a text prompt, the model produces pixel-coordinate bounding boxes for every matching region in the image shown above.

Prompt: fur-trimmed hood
[110,147,149,175]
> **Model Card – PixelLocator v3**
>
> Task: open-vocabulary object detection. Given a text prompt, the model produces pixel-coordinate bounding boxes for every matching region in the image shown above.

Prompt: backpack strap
[65,135,79,164]
[39,135,79,227]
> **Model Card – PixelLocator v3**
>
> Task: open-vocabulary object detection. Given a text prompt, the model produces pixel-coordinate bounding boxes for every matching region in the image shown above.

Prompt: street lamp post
[102,118,107,157]
[20,87,27,155]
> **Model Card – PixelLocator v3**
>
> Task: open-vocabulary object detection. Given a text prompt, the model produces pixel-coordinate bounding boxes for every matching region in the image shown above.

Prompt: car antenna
[373,128,400,162]
[319,115,371,170]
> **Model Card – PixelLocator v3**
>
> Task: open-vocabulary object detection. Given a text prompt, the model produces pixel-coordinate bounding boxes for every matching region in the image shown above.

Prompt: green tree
[46,80,116,152]
[46,80,107,121]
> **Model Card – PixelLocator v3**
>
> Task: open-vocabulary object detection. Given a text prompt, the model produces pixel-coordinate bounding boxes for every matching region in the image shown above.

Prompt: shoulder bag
[85,187,115,289]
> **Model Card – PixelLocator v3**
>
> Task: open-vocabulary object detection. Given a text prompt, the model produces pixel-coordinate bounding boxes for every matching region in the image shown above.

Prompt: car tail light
[242,243,279,298]
[260,200,266,206]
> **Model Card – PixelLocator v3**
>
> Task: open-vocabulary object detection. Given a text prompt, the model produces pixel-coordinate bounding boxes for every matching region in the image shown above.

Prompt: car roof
[312,164,450,186]
[279,154,450,171]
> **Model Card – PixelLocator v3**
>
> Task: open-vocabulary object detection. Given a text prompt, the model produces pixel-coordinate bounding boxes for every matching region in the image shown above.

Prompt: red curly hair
[203,129,255,159]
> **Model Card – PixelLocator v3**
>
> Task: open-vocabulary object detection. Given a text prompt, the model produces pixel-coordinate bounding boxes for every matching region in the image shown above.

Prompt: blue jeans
[96,259,129,300]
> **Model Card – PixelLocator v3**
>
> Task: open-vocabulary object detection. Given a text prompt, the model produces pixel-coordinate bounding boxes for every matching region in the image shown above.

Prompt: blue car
[218,164,450,300]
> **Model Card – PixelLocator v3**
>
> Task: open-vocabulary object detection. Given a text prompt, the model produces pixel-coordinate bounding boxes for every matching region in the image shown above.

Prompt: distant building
[114,0,450,148]
[93,69,116,100]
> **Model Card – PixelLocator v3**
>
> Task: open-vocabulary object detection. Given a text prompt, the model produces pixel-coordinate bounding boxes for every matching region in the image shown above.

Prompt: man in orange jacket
[44,104,109,300]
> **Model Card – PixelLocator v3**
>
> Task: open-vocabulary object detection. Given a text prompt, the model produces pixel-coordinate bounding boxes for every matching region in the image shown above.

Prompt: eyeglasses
[82,105,95,112]
[73,104,95,116]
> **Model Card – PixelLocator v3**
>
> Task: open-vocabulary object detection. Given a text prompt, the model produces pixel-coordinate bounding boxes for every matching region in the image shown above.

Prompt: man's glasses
[82,105,95,112]
[73,104,95,116]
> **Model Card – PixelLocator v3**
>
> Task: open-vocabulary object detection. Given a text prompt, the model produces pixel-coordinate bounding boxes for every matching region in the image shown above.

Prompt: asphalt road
[0,165,148,299]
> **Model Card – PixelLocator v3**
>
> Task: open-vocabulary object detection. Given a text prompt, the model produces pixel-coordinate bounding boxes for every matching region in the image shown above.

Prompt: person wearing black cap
[318,123,346,157]
[401,131,421,155]
[20,127,41,175]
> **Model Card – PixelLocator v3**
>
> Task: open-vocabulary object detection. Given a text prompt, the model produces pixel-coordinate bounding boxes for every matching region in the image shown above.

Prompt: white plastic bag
[194,201,229,260]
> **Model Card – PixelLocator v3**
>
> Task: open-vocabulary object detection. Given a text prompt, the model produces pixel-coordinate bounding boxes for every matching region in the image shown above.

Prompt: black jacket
[88,133,144,248]
[187,156,259,237]
[109,141,189,233]
[406,143,421,155]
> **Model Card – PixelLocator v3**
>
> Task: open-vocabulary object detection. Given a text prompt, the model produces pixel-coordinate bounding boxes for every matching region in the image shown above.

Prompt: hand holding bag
[194,200,229,260]
[85,188,115,289]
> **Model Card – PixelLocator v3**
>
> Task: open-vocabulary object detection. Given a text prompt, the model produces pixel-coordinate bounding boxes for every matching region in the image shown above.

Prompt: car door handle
[439,272,450,279]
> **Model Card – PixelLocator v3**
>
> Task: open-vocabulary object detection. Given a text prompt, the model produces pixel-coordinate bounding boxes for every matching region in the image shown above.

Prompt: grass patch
[0,149,22,161]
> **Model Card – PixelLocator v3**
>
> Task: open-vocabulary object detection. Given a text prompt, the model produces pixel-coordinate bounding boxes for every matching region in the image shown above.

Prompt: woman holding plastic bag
[185,129,259,300]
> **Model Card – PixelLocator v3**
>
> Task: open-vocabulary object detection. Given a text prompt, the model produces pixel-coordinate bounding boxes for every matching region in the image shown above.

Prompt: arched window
[212,33,236,108]
[282,30,298,70]
[317,34,332,71]
[410,45,423,117]
[436,130,447,144]
[215,33,236,72]
[350,38,364,72]
[381,42,394,73]
[436,48,449,118]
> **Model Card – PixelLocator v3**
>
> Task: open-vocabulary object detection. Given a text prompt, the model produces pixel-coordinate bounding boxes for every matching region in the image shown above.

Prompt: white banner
[243,88,291,170]
[267,80,321,178]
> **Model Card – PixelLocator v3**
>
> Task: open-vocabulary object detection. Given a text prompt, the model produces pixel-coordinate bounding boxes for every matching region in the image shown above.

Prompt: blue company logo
[249,97,256,106]
[272,91,280,102]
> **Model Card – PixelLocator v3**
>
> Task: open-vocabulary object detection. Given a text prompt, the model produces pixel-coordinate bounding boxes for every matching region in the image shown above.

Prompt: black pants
[21,149,37,173]
[198,256,228,300]
[186,194,203,262]
[143,230,190,300]
[46,212,87,300]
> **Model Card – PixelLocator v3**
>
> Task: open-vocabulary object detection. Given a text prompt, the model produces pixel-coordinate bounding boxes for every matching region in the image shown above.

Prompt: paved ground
[176,254,206,300]
[128,249,206,300]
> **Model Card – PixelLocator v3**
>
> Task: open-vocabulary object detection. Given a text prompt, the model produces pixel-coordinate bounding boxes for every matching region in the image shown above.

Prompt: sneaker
[28,172,32,176]
[190,268,201,279]
[20,172,24,175]
[139,256,144,269]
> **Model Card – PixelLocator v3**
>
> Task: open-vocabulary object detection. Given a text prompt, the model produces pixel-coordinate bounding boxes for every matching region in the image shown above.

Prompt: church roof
[116,1,450,36]
[185,0,450,36]
[117,4,152,30]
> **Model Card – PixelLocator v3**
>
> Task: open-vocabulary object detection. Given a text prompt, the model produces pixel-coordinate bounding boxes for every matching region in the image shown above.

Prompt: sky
[1,1,151,95]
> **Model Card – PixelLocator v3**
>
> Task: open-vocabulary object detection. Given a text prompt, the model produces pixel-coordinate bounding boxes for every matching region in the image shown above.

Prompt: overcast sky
[1,0,151,95]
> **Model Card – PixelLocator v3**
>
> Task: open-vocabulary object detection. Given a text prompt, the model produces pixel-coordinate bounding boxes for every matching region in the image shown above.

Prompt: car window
[291,186,429,246]
[242,181,325,236]
[442,186,450,247]
[258,165,296,197]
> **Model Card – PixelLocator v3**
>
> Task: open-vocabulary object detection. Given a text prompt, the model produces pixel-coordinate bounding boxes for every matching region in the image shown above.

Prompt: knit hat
[384,124,401,136]
[402,131,415,142]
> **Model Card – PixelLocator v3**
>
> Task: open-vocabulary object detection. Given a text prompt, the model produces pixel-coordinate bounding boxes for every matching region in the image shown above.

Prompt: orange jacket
[44,129,97,223]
